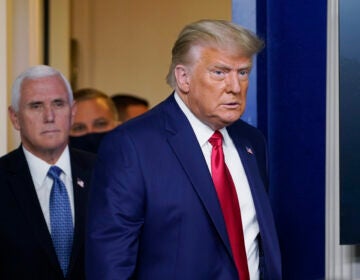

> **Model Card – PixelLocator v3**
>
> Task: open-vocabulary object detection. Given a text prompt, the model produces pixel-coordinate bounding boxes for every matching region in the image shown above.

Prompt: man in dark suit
[86,20,281,279]
[0,65,96,279]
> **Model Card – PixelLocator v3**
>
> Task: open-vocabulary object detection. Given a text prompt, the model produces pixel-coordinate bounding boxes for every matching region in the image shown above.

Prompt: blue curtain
[258,0,327,279]
[233,0,327,278]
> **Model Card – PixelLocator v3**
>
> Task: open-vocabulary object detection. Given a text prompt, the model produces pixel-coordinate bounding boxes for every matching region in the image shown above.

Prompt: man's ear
[8,106,20,131]
[174,65,191,93]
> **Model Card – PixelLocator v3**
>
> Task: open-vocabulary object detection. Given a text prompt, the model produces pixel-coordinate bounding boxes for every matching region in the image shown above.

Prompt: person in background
[111,93,149,122]
[86,19,281,280]
[0,65,96,279]
[70,88,118,136]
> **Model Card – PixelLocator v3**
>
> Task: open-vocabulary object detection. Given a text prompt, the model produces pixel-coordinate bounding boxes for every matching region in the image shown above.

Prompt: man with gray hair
[87,20,281,279]
[0,65,96,279]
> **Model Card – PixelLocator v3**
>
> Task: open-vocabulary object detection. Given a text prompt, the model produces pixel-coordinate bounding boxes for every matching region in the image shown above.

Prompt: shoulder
[69,148,97,168]
[228,119,266,143]
[0,147,24,170]
[101,97,173,142]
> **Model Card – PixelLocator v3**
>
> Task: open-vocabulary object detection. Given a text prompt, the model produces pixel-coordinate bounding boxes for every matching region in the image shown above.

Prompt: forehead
[75,98,113,119]
[191,45,252,67]
[20,75,70,102]
[77,98,110,112]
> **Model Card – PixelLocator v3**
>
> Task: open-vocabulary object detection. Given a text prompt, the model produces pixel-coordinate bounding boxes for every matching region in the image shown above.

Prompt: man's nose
[43,105,55,122]
[226,72,241,94]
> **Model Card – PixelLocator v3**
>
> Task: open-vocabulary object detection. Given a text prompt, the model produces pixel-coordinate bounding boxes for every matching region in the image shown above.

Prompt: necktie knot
[48,165,63,180]
[209,131,223,147]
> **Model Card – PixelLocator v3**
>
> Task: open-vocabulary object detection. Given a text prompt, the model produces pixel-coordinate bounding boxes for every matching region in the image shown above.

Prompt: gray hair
[11,65,73,112]
[166,19,265,88]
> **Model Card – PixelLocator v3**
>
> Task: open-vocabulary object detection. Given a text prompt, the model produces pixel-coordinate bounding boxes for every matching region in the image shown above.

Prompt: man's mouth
[41,129,60,135]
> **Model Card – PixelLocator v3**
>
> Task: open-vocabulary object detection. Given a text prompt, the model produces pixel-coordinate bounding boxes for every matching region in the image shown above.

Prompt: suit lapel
[68,149,90,274]
[6,148,60,271]
[228,128,262,193]
[228,126,271,235]
[163,95,233,257]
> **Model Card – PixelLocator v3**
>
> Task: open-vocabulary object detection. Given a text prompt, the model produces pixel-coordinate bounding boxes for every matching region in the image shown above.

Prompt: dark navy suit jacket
[0,146,96,280]
[86,94,282,279]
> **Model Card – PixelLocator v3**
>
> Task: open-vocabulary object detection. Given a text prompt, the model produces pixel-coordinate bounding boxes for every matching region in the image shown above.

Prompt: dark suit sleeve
[86,130,145,280]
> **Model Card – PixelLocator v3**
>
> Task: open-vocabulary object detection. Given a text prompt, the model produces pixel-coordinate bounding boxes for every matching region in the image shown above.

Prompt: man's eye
[71,123,86,132]
[94,120,109,128]
[210,69,226,80]
[29,103,42,110]
[238,69,250,80]
[53,100,65,108]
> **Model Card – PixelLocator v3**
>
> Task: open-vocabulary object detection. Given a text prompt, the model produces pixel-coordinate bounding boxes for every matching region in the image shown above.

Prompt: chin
[225,115,241,124]
[42,139,66,149]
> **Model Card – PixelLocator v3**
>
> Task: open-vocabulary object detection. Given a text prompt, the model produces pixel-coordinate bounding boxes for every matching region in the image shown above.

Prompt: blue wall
[232,0,258,126]
[257,0,327,279]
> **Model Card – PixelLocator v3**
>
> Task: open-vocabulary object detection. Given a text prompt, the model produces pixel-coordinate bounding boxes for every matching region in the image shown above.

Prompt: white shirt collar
[174,91,229,146]
[23,145,72,189]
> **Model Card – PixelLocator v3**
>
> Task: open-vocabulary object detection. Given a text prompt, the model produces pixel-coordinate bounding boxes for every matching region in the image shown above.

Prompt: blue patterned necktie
[48,165,73,277]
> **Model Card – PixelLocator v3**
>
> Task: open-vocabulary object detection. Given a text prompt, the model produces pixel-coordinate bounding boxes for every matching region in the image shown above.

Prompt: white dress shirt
[23,146,75,232]
[175,92,260,279]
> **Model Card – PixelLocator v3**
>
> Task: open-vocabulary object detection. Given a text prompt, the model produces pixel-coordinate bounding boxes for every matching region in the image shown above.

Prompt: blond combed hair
[166,19,264,88]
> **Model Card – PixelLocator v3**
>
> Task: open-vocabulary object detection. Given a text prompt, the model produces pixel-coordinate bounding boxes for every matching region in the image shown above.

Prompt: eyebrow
[27,101,43,106]
[211,62,253,71]
[93,117,110,123]
[52,97,67,102]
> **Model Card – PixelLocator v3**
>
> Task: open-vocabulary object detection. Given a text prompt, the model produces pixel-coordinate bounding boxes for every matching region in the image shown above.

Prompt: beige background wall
[0,0,10,155]
[71,0,231,107]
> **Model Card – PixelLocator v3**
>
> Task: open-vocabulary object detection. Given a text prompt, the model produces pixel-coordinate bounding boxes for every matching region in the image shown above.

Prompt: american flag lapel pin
[77,178,85,188]
[246,146,254,155]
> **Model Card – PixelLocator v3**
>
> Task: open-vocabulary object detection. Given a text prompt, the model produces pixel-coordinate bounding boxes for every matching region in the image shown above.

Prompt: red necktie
[209,131,250,280]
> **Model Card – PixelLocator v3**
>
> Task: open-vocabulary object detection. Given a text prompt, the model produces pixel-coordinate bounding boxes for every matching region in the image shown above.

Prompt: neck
[22,143,67,165]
